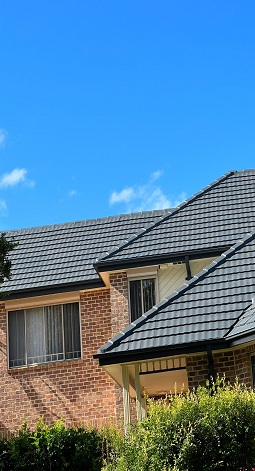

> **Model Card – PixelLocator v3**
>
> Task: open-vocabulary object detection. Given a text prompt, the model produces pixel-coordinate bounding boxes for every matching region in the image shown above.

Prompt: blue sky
[1,1,255,230]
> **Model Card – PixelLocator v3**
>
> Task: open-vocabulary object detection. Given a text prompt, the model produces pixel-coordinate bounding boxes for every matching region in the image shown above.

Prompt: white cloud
[109,187,135,204]
[0,168,27,188]
[0,200,7,216]
[109,171,187,212]
[0,168,35,189]
[0,129,8,148]
[150,170,163,182]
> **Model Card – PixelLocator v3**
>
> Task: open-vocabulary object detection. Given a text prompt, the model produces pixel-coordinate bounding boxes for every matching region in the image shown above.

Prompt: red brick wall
[233,344,255,386]
[187,345,255,389]
[186,354,209,388]
[110,272,129,336]
[109,272,136,424]
[213,351,236,384]
[0,291,119,434]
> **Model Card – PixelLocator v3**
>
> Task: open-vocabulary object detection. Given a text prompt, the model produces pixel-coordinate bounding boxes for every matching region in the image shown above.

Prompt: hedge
[1,380,255,471]
[104,380,255,471]
[0,420,103,471]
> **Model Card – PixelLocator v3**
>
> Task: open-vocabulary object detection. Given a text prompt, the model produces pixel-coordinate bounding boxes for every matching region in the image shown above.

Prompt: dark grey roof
[0,210,169,297]
[97,231,255,361]
[97,170,255,269]
[226,303,255,340]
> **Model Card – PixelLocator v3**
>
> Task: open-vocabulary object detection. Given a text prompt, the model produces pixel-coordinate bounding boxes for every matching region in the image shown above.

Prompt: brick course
[1,270,255,434]
[0,291,118,433]
[187,345,255,389]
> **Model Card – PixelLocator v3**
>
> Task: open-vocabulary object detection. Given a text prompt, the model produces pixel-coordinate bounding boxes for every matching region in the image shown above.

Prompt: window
[129,278,156,322]
[8,302,81,368]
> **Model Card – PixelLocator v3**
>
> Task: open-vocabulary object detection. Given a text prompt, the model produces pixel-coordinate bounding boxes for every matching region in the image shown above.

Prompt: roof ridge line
[98,227,255,355]
[96,170,236,265]
[6,208,169,235]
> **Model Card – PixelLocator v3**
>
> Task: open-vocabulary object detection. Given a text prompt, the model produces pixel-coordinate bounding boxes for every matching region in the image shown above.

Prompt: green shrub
[105,380,255,471]
[2,381,255,471]
[0,420,103,471]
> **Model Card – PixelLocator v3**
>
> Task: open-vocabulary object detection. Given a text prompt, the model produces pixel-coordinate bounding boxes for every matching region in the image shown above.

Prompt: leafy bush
[104,380,255,471]
[2,381,255,471]
[0,420,103,471]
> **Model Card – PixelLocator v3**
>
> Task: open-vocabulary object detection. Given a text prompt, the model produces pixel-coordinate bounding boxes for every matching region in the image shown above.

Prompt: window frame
[128,275,158,322]
[7,301,82,369]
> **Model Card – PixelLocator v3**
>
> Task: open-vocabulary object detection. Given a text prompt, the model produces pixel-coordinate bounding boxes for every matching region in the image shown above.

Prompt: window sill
[8,357,83,372]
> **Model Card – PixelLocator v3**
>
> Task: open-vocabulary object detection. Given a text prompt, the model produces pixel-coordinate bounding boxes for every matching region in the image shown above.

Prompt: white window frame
[7,301,82,369]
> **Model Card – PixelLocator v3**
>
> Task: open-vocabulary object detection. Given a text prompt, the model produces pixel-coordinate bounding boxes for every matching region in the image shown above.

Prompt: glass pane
[63,303,81,359]
[26,307,45,365]
[129,280,142,321]
[8,310,25,368]
[45,305,63,362]
[142,278,155,313]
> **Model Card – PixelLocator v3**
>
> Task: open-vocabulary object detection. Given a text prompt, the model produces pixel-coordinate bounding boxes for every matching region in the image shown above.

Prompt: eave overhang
[0,278,105,300]
[95,246,230,274]
[95,329,255,367]
[94,338,229,367]
[95,324,255,367]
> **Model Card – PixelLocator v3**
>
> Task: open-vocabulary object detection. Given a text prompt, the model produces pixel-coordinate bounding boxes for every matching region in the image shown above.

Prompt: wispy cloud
[0,200,7,217]
[0,129,8,148]
[149,170,163,182]
[0,168,35,189]
[110,187,134,204]
[109,171,186,212]
[68,189,78,197]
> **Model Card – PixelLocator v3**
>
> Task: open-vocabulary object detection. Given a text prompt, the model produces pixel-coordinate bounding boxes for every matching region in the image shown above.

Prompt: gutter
[0,278,105,300]
[94,339,228,366]
[94,246,230,274]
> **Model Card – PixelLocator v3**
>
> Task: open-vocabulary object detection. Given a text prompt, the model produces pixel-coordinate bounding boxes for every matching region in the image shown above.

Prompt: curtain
[9,302,81,367]
[45,305,63,361]
[26,307,45,364]
[8,310,25,367]
[63,303,81,359]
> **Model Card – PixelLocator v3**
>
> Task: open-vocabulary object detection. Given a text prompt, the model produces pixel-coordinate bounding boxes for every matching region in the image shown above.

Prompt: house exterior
[1,169,255,433]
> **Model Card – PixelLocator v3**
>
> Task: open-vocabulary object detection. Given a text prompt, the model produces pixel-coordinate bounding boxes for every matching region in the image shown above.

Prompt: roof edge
[95,246,229,272]
[95,170,236,267]
[95,339,228,365]
[1,279,105,300]
[97,229,255,357]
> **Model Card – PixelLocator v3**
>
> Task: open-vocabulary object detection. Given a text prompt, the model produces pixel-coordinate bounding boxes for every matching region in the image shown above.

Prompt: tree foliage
[0,233,17,285]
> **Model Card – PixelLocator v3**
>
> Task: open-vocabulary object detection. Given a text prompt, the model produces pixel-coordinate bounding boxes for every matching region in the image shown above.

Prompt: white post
[141,396,147,419]
[122,364,130,432]
[135,363,143,421]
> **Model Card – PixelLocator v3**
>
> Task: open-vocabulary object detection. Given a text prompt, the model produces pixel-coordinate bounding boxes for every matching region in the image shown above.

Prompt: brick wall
[110,272,129,336]
[233,344,255,386]
[109,272,137,423]
[187,345,255,389]
[186,354,209,388]
[0,291,119,434]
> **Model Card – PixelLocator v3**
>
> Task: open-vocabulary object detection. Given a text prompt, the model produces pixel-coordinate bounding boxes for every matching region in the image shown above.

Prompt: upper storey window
[8,302,81,368]
[129,278,156,322]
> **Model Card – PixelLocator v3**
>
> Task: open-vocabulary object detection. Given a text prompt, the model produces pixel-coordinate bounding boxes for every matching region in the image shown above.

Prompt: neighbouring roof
[96,170,255,270]
[96,230,255,364]
[0,210,169,298]
[226,303,255,340]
